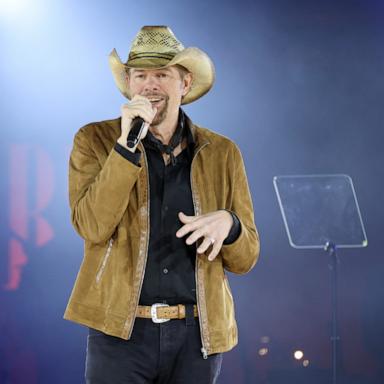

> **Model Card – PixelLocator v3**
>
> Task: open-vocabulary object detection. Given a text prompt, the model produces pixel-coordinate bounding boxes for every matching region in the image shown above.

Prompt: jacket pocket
[95,238,114,284]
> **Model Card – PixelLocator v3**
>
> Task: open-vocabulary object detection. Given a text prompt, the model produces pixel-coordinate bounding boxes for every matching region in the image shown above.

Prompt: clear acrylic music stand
[273,174,368,384]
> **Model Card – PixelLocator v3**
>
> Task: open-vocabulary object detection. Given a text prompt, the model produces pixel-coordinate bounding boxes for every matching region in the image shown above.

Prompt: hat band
[129,51,176,61]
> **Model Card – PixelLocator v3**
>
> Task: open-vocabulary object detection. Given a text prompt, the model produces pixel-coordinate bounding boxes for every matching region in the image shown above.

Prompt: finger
[131,94,154,104]
[122,106,154,123]
[207,242,222,261]
[121,110,153,125]
[176,212,199,238]
[185,226,208,245]
[130,97,158,114]
[178,211,196,223]
[197,236,215,254]
[122,99,152,110]
[122,100,154,113]
[176,221,200,238]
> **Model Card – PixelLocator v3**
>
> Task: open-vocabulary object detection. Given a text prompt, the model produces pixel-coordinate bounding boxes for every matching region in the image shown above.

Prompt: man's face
[127,66,192,126]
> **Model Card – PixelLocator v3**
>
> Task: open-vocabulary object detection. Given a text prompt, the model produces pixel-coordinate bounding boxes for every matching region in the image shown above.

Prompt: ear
[124,68,130,85]
[182,72,193,96]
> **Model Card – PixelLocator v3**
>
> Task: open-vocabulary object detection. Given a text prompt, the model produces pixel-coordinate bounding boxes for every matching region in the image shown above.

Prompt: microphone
[126,117,146,148]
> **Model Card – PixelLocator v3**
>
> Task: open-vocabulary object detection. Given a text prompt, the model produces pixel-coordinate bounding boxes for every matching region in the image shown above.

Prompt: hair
[174,64,190,80]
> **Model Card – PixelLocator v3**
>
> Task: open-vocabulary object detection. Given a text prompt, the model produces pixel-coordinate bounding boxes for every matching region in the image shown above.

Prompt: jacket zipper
[95,238,114,283]
[190,142,210,359]
[126,141,151,339]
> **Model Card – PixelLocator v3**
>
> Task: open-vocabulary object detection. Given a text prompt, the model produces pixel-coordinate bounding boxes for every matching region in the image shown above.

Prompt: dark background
[1,0,383,382]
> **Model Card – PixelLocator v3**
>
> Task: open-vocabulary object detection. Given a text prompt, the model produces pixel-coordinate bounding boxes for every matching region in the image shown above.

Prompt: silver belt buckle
[151,303,170,323]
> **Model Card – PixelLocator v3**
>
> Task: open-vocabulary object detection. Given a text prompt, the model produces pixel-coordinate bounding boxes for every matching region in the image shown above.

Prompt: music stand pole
[325,241,340,384]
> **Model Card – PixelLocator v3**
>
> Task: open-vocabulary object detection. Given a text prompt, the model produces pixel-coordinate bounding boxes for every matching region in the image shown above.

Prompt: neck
[149,108,179,145]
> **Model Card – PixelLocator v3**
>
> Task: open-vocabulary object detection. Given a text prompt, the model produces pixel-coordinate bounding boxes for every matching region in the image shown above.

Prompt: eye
[157,73,168,78]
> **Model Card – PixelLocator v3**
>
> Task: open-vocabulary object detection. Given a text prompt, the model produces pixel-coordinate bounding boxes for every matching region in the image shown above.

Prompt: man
[64,25,260,384]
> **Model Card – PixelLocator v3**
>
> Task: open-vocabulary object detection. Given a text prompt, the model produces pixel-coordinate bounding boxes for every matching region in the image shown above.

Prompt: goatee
[151,98,168,127]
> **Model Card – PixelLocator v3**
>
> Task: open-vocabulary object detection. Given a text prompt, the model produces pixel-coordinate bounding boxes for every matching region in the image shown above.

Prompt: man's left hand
[176,210,233,261]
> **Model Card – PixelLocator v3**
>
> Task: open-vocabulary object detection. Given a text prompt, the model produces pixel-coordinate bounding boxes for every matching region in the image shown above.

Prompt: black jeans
[85,317,222,384]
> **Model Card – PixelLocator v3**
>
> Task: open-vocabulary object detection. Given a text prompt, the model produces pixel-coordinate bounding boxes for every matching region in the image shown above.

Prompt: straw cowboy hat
[108,25,215,104]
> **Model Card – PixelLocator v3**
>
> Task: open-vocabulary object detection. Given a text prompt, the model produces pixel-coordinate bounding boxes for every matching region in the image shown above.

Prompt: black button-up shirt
[114,109,240,305]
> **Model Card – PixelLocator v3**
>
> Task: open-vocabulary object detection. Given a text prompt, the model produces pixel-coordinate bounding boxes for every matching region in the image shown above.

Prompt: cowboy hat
[108,25,215,104]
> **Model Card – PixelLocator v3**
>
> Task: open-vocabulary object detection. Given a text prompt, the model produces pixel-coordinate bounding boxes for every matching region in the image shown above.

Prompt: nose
[143,74,160,93]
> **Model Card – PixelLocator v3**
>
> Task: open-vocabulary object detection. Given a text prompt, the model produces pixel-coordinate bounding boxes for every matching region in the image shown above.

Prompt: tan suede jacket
[64,115,260,357]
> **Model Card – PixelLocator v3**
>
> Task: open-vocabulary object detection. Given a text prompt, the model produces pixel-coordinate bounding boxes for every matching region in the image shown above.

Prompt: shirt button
[163,205,169,211]
[163,268,169,274]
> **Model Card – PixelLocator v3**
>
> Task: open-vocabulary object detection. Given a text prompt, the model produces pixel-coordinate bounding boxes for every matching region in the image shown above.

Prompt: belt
[136,303,198,323]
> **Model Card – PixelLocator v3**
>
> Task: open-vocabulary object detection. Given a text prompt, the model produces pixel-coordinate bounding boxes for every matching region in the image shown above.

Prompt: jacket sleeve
[68,126,142,243]
[221,143,260,274]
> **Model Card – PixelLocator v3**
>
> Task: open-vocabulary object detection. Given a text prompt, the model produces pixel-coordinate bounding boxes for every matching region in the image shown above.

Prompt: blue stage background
[1,0,384,382]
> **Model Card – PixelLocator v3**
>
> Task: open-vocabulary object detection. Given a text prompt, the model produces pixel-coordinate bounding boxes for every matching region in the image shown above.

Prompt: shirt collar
[182,109,196,160]
[143,108,196,160]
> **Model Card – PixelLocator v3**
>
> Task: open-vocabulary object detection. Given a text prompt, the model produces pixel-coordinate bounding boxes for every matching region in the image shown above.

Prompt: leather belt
[136,303,198,323]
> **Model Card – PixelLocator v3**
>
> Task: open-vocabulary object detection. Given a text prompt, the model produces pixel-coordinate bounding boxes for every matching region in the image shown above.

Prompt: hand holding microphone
[117,95,157,152]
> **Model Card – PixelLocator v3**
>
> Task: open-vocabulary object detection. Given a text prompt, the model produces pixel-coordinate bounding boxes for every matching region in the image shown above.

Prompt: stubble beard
[151,97,169,127]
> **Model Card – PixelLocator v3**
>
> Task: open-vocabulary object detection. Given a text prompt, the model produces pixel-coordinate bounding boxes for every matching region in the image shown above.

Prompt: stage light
[0,0,45,30]
[0,0,42,23]
[258,347,269,356]
[0,0,29,15]
[260,336,270,344]
[294,350,304,360]
[303,359,310,367]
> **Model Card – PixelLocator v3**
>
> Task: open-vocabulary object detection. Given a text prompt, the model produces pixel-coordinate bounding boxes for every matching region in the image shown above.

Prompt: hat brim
[108,47,215,104]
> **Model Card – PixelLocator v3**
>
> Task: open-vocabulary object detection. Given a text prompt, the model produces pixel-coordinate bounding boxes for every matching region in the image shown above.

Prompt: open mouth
[146,96,166,106]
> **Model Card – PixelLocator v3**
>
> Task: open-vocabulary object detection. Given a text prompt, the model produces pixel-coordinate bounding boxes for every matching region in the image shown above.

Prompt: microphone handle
[127,117,146,148]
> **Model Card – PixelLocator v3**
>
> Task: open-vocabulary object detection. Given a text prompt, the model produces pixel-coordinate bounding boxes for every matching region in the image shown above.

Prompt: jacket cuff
[114,143,141,166]
[222,210,241,245]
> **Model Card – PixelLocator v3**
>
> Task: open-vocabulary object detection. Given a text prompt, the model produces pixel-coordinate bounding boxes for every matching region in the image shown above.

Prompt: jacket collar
[183,110,210,155]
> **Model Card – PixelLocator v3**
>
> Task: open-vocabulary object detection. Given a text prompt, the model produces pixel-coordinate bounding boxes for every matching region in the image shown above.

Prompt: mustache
[142,93,168,100]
